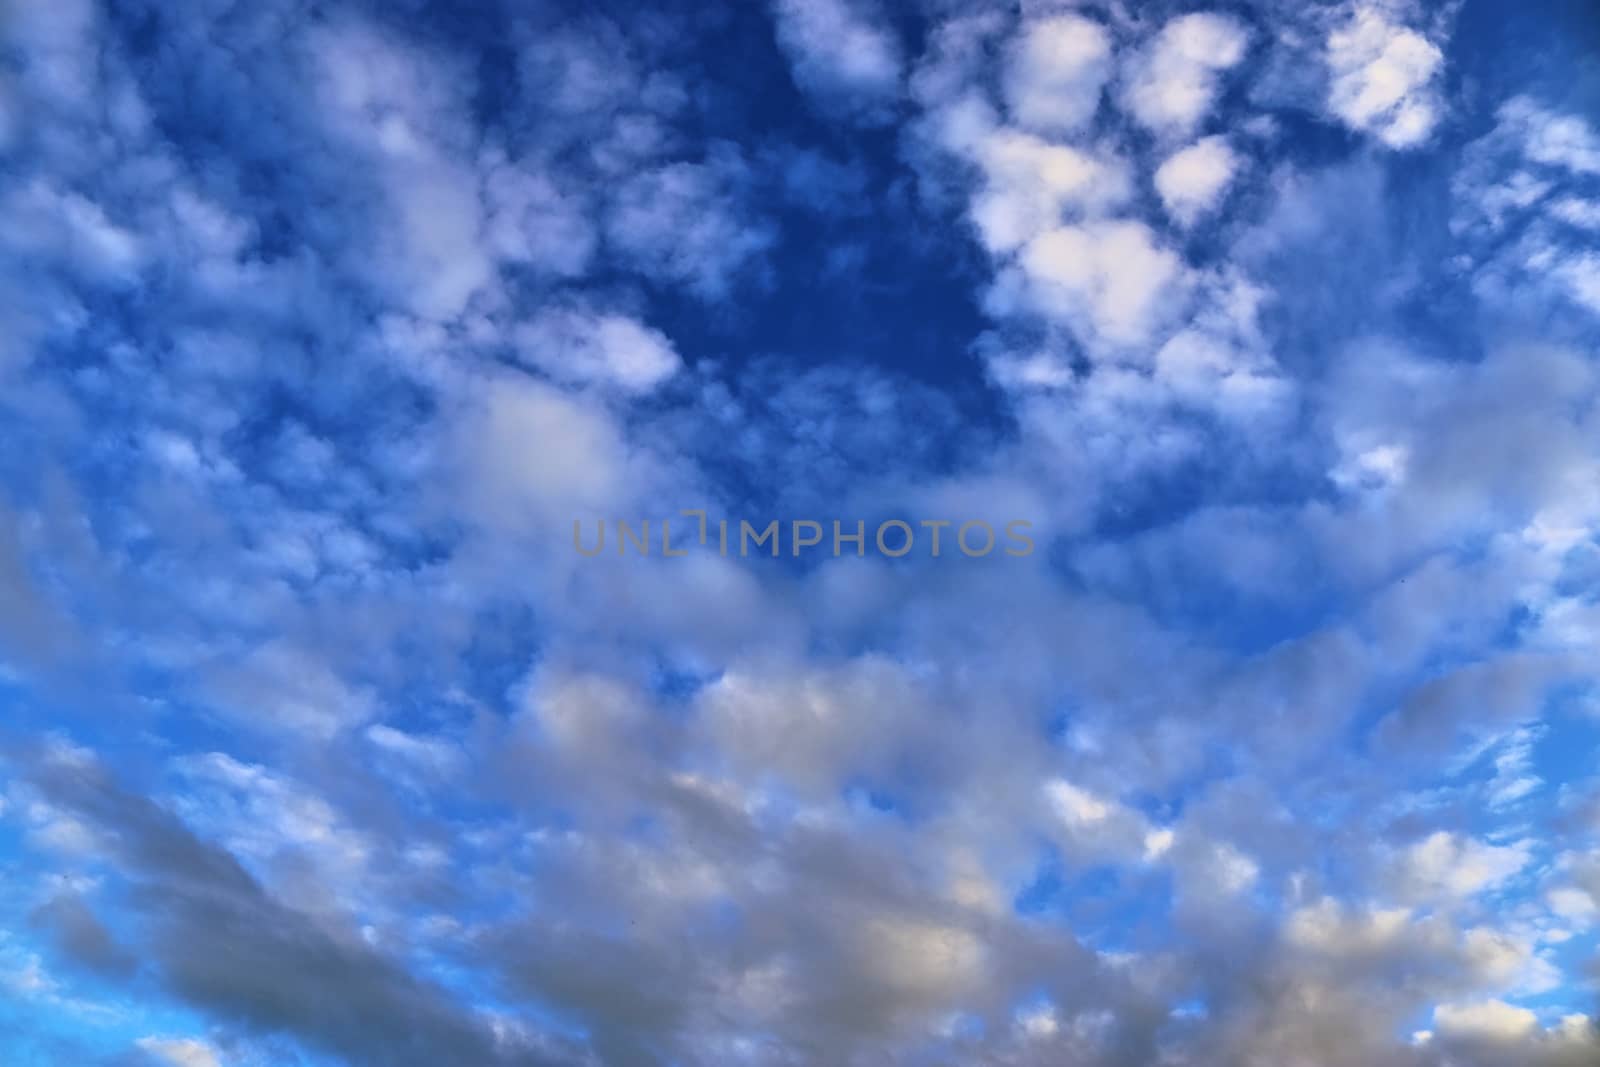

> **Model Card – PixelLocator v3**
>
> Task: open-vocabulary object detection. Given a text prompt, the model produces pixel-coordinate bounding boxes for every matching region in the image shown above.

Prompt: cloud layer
[0,0,1597,1065]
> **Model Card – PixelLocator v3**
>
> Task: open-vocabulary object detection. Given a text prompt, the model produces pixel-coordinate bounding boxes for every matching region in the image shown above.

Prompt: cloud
[770,0,903,123]
[1325,6,1445,149]
[1154,136,1240,226]
[4,181,142,285]
[1004,220,1189,349]
[30,891,136,979]
[1120,13,1249,137]
[1003,14,1113,135]
[195,639,378,740]
[483,159,597,279]
[305,18,498,322]
[1433,999,1539,1042]
[442,369,667,540]
[969,130,1130,253]
[1453,97,1600,320]
[604,149,776,299]
[2,1,1600,1064]
[365,724,465,783]
[135,1036,223,1067]
[10,747,566,1066]
[516,307,682,394]
[1390,832,1532,903]
[1044,778,1170,867]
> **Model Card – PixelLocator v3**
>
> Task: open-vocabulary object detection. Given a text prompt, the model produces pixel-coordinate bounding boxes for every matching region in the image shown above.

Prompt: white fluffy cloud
[1392,832,1533,903]
[1155,135,1239,226]
[1505,97,1600,175]
[771,0,903,122]
[516,307,682,393]
[1009,221,1188,348]
[1044,778,1164,865]
[1003,14,1113,134]
[309,19,498,321]
[1433,999,1539,1043]
[970,129,1130,253]
[1120,13,1249,137]
[1325,6,1445,149]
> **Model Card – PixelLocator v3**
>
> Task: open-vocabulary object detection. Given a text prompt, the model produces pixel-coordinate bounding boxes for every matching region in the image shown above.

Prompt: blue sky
[2,0,1600,1064]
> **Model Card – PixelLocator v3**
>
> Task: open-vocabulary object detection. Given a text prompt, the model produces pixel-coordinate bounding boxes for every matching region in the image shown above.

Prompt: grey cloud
[15,749,571,1067]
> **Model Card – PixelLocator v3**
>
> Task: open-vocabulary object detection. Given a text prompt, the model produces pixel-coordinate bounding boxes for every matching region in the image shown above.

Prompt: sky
[1,0,1599,1064]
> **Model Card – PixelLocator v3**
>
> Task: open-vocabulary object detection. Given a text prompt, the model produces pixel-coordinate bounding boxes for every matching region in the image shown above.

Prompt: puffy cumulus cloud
[1547,885,1598,925]
[1002,220,1190,349]
[1154,136,1240,227]
[459,657,1157,1063]
[305,17,498,322]
[1151,302,1290,421]
[1119,13,1249,138]
[906,6,1300,430]
[1433,999,1538,1042]
[1284,898,1429,962]
[1003,13,1113,135]
[1389,832,1533,904]
[697,657,937,798]
[1325,5,1446,149]
[770,0,903,123]
[438,368,675,552]
[515,307,681,394]
[1428,1010,1600,1067]
[1044,778,1166,865]
[969,130,1131,253]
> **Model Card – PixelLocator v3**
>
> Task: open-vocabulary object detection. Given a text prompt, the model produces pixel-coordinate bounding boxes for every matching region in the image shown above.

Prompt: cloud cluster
[0,0,1596,1065]
[1325,5,1446,148]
